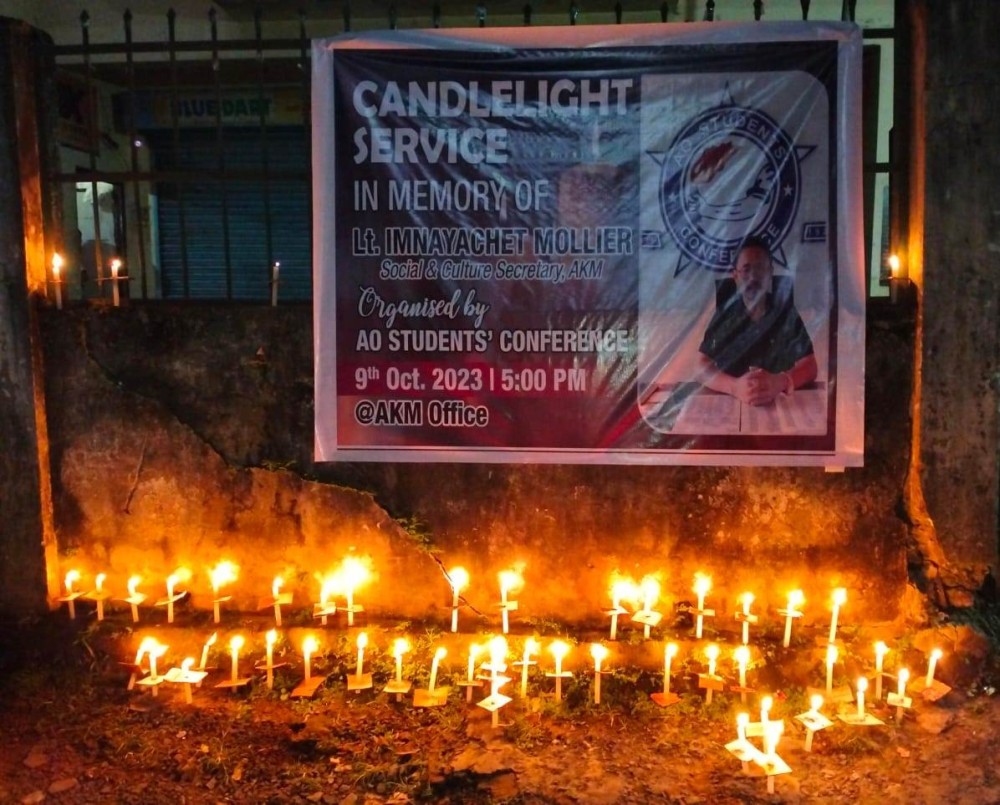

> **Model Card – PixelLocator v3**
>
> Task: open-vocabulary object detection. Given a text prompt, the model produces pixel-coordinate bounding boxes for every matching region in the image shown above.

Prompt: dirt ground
[1,612,998,805]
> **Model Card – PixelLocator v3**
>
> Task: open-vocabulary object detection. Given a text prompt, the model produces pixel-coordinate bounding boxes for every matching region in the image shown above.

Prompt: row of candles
[59,561,852,648]
[47,254,282,308]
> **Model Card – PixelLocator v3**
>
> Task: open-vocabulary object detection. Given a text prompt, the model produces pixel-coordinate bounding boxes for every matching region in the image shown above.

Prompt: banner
[313,22,865,465]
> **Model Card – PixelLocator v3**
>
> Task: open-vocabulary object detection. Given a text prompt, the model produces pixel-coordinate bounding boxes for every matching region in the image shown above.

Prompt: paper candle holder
[477,691,512,713]
[886,691,912,710]
[215,676,251,691]
[650,690,681,707]
[794,710,833,751]
[383,678,413,696]
[346,672,374,692]
[807,684,855,706]
[698,673,725,692]
[838,710,884,727]
[313,602,338,620]
[413,686,451,708]
[745,718,784,740]
[291,675,328,699]
[259,592,293,610]
[631,609,663,628]
[912,677,952,702]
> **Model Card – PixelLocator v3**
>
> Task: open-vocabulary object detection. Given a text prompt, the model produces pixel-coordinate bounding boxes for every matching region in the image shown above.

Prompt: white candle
[499,569,522,635]
[739,592,754,645]
[127,575,143,623]
[181,658,196,703]
[734,645,749,702]
[856,677,867,719]
[429,647,446,692]
[148,640,166,688]
[356,632,368,676]
[52,253,63,310]
[829,588,847,644]
[926,648,942,687]
[591,644,608,705]
[64,570,80,619]
[826,644,838,694]
[110,258,121,307]
[704,644,719,704]
[520,637,538,699]
[270,261,280,306]
[392,637,409,695]
[809,693,823,716]
[693,573,711,639]
[663,642,678,695]
[95,573,107,621]
[229,635,244,683]
[340,556,371,627]
[489,636,507,728]
[209,561,238,624]
[318,575,335,626]
[896,667,910,719]
[466,643,482,702]
[272,576,285,626]
[265,629,277,690]
[449,566,468,633]
[782,590,804,648]
[760,694,773,725]
[874,641,889,700]
[736,711,749,742]
[199,632,217,671]
[639,575,660,639]
[550,640,570,702]
[609,577,637,641]
[302,635,318,682]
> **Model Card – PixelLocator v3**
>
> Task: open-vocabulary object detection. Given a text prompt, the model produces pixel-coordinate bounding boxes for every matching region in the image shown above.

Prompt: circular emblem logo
[659,104,800,271]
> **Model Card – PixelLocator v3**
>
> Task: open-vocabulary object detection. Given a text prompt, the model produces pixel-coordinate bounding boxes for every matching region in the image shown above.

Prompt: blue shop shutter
[152,128,310,300]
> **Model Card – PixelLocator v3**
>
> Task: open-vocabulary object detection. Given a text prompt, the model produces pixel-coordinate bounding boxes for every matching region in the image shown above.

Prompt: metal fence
[48,0,894,303]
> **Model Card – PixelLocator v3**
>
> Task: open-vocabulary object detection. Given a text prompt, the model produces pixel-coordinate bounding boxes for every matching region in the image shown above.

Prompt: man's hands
[731,368,786,406]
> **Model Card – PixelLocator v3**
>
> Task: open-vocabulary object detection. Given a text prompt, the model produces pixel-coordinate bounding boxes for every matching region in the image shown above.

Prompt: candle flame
[95,573,106,591]
[638,575,660,609]
[549,640,570,662]
[705,643,719,662]
[433,646,447,662]
[489,635,508,662]
[167,567,191,594]
[826,644,839,664]
[899,667,910,685]
[810,694,824,712]
[318,573,337,604]
[266,629,278,647]
[787,589,805,609]
[498,568,523,597]
[392,637,410,658]
[693,572,712,597]
[609,574,638,608]
[110,258,122,275]
[734,645,750,665]
[229,635,245,652]
[52,253,63,273]
[302,635,318,656]
[127,575,141,596]
[737,712,749,728]
[205,632,218,648]
[182,657,195,671]
[832,587,847,607]
[523,637,539,657]
[149,640,168,660]
[448,566,469,593]
[272,576,284,598]
[740,591,754,611]
[590,643,609,663]
[761,694,773,714]
[357,632,369,650]
[875,640,889,658]
[338,555,372,594]
[209,560,239,592]
[64,569,80,593]
[665,642,678,658]
[930,647,943,661]
[469,642,483,660]
[888,253,901,277]
[857,677,868,693]
[135,636,159,664]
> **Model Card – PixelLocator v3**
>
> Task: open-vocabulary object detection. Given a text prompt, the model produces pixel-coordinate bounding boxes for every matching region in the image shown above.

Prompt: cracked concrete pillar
[0,16,59,613]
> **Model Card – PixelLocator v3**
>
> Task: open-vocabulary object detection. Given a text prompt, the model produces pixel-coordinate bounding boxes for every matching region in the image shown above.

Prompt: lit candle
[466,642,482,702]
[591,644,609,705]
[229,635,244,684]
[393,638,409,685]
[181,658,196,703]
[265,629,277,689]
[270,261,281,307]
[340,556,370,627]
[356,632,368,677]
[803,693,824,750]
[498,569,522,635]
[449,566,469,633]
[738,592,754,645]
[550,640,570,702]
[734,645,750,703]
[488,636,507,728]
[926,648,943,688]
[828,587,847,644]
[199,632,217,671]
[693,573,711,639]
[663,642,678,696]
[123,575,145,623]
[896,667,910,719]
[760,694,773,726]
[736,711,749,742]
[874,641,889,700]
[272,576,285,626]
[764,720,784,793]
[429,647,446,693]
[704,644,719,704]
[52,253,63,310]
[302,635,318,682]
[110,258,122,307]
[164,568,190,624]
[638,575,660,639]
[809,693,823,717]
[318,574,336,626]
[147,639,167,695]
[825,644,838,694]
[209,560,239,624]
[63,570,80,619]
[94,573,107,621]
[608,576,637,641]
[520,637,538,699]
[856,677,868,719]
[781,590,804,648]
